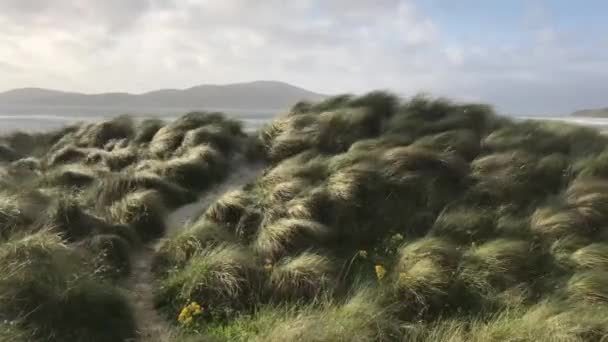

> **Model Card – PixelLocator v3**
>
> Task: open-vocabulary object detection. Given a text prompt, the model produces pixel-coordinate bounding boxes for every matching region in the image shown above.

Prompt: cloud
[0,0,606,114]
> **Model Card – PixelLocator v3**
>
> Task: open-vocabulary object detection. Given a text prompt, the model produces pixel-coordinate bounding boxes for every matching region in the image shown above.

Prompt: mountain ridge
[572,107,608,118]
[0,81,326,110]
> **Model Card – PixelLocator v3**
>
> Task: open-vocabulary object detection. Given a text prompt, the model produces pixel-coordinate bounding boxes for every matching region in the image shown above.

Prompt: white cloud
[0,0,607,114]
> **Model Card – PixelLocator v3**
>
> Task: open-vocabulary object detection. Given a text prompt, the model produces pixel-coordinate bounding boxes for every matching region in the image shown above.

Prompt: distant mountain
[572,108,608,118]
[0,81,326,110]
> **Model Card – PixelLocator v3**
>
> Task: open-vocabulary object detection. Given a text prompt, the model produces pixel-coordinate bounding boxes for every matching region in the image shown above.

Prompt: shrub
[0,323,32,342]
[380,146,468,185]
[11,156,41,171]
[412,129,481,160]
[0,144,18,162]
[73,116,135,148]
[159,145,227,190]
[392,238,461,315]
[570,243,608,271]
[316,108,379,153]
[471,150,564,205]
[459,239,536,296]
[326,162,380,203]
[566,271,608,304]
[134,118,165,144]
[268,252,336,301]
[93,171,197,209]
[109,190,166,241]
[431,206,496,243]
[104,148,138,171]
[41,165,98,189]
[1,129,79,157]
[397,237,462,270]
[177,124,241,155]
[484,120,607,157]
[149,126,185,158]
[157,244,263,321]
[260,152,328,189]
[203,190,253,226]
[86,234,132,278]
[0,192,29,238]
[565,179,608,226]
[530,206,591,241]
[347,134,413,154]
[154,222,235,273]
[47,146,87,166]
[550,235,591,270]
[45,195,109,241]
[258,288,399,342]
[286,187,333,223]
[254,219,332,260]
[202,190,260,240]
[0,231,136,342]
[394,258,454,315]
[149,112,240,158]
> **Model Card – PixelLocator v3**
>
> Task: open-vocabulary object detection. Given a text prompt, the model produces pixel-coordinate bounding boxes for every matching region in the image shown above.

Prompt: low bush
[0,230,136,342]
[254,218,332,260]
[154,221,235,273]
[458,239,537,296]
[134,118,165,144]
[156,244,264,321]
[566,271,608,304]
[431,206,496,243]
[268,251,336,302]
[108,190,166,241]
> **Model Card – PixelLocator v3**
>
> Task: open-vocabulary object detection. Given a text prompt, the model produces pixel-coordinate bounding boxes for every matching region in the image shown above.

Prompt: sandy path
[124,159,264,342]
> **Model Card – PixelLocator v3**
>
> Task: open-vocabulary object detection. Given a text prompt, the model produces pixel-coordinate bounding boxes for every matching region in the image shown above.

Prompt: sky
[0,0,607,115]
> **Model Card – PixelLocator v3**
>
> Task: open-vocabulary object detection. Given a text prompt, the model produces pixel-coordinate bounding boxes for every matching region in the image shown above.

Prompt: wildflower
[358,250,368,259]
[177,301,203,326]
[375,265,387,280]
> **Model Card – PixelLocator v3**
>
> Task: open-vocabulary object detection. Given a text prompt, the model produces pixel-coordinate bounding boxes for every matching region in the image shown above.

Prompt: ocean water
[0,105,280,134]
[1,105,608,134]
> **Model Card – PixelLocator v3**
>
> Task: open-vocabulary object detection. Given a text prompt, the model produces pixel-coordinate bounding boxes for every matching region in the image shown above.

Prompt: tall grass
[5,93,608,341]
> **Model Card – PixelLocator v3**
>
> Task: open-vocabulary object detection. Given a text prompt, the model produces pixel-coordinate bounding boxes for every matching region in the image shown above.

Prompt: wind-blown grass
[5,92,608,341]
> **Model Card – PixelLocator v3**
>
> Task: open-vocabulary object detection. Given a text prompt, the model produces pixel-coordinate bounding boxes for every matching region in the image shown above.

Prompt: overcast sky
[1,0,607,115]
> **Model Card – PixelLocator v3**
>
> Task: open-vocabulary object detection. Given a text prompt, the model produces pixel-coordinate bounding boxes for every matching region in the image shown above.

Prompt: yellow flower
[177,301,204,326]
[375,265,387,280]
[358,250,368,259]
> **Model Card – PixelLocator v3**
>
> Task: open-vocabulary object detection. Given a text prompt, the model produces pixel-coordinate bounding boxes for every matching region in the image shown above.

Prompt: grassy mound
[0,110,250,340]
[156,244,264,321]
[6,92,608,340]
[0,231,136,342]
[153,92,608,341]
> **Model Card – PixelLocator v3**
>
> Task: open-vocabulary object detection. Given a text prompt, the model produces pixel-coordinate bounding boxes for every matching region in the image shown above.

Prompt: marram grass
[5,93,608,341]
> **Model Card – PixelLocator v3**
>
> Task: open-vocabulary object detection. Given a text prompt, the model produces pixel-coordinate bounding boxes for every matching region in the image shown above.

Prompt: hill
[3,93,608,341]
[0,81,326,110]
[572,107,608,117]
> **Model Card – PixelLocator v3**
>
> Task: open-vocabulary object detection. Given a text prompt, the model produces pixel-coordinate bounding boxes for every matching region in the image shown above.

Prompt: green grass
[5,93,608,341]
[0,111,250,341]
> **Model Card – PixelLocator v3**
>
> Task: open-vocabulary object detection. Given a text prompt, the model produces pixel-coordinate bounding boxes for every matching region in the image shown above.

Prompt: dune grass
[153,92,608,341]
[0,110,250,341]
[4,93,608,341]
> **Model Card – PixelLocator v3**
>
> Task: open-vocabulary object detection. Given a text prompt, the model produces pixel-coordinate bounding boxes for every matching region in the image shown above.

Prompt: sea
[1,105,608,134]
[0,105,279,134]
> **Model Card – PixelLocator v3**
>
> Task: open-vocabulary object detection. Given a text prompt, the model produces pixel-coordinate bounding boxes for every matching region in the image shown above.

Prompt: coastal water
[1,105,608,134]
[0,105,279,134]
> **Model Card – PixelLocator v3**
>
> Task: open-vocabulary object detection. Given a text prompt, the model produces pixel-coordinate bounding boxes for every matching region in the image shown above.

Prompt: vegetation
[0,112,248,341]
[4,92,608,341]
[155,93,608,341]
